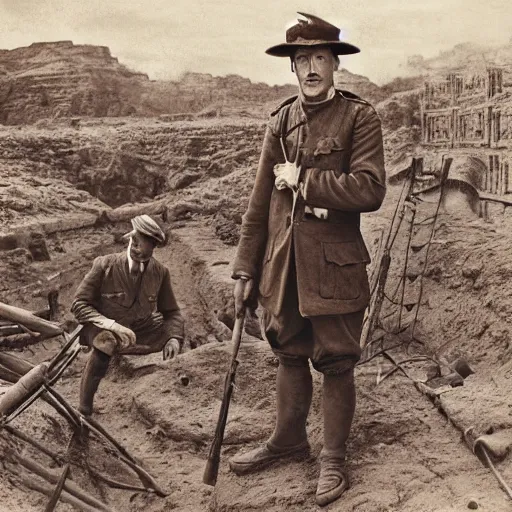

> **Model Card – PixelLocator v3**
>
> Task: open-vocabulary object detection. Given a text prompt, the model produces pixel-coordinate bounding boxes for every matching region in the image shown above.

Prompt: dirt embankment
[0,118,264,223]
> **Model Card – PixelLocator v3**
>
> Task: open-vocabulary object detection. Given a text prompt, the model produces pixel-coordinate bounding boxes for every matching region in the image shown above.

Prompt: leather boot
[229,363,312,475]
[316,369,355,507]
[79,347,111,416]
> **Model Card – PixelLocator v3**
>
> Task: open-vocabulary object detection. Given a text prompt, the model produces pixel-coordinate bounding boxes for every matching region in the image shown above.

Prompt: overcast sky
[1,0,511,85]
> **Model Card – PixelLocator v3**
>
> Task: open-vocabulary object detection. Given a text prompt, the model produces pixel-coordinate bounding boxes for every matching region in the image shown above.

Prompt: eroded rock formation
[0,42,300,124]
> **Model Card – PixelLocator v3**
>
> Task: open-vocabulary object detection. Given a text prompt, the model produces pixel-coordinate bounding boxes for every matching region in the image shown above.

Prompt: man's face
[130,231,155,262]
[293,46,337,101]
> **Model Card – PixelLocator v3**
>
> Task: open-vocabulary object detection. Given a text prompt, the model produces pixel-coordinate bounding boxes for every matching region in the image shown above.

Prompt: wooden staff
[3,424,62,464]
[82,413,168,497]
[21,476,111,512]
[14,453,113,511]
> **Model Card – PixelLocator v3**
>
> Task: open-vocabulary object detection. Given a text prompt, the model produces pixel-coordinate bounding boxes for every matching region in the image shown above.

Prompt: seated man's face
[130,232,155,262]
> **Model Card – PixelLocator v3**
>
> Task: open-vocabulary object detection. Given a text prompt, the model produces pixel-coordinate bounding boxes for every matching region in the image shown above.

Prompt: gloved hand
[273,162,300,191]
[109,322,136,350]
[163,338,181,361]
[234,277,254,318]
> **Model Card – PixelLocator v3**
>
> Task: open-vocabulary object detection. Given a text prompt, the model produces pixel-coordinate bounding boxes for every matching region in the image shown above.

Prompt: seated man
[71,214,184,416]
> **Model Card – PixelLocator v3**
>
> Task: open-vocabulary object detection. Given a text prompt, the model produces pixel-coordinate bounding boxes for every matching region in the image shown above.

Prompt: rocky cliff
[334,68,388,103]
[0,41,150,124]
[0,42,300,124]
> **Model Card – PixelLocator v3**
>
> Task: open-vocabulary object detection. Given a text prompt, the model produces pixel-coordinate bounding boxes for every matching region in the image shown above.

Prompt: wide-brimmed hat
[123,214,166,246]
[266,12,359,58]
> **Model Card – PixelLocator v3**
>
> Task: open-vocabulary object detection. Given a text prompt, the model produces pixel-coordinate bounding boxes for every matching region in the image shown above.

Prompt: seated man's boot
[229,362,312,475]
[316,369,355,507]
[79,345,111,416]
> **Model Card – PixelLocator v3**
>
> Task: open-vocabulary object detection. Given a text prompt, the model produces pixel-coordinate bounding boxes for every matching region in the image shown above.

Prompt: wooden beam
[0,301,62,338]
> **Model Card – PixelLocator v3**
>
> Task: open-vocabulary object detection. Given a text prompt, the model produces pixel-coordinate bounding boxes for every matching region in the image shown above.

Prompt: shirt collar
[127,238,145,273]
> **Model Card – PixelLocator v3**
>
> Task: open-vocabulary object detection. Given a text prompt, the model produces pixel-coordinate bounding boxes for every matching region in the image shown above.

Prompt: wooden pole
[21,476,112,512]
[44,464,70,512]
[3,425,63,465]
[0,301,62,338]
[15,452,113,512]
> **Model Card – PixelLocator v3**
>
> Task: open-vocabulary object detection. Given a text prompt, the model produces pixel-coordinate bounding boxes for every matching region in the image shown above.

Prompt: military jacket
[233,91,386,317]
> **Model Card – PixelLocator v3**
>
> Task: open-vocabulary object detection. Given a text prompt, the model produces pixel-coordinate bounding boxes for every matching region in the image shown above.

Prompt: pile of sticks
[0,301,166,511]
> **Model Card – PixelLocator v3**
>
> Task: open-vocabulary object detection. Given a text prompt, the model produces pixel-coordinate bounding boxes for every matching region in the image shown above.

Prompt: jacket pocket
[319,242,369,300]
[101,291,126,303]
[311,145,347,176]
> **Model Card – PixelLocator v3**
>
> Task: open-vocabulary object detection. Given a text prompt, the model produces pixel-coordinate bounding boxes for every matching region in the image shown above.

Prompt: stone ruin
[391,65,512,221]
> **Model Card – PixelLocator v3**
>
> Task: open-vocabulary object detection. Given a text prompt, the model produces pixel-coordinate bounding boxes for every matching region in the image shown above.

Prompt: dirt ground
[1,117,512,511]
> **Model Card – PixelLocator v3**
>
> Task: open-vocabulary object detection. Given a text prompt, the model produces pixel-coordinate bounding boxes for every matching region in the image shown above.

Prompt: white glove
[91,317,116,330]
[274,162,300,191]
[163,338,180,361]
[91,316,136,350]
[109,322,136,350]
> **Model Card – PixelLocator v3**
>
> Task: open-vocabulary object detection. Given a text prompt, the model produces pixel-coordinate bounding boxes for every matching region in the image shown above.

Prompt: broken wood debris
[0,301,168,508]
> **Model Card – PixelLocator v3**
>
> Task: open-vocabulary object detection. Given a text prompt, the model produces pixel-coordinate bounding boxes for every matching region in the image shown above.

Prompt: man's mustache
[306,73,321,79]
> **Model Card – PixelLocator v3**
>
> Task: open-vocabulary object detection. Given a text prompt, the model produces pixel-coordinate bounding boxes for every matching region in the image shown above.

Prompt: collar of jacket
[284,91,337,138]
[299,88,337,119]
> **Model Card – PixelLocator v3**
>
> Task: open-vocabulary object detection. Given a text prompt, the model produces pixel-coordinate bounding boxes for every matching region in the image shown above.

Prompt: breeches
[260,263,364,375]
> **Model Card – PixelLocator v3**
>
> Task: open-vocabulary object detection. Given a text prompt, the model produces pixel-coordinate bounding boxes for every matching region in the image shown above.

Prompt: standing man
[71,214,184,416]
[229,13,385,507]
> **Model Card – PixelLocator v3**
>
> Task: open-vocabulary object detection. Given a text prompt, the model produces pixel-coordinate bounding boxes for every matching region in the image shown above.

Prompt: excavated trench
[1,203,512,511]
[0,219,232,511]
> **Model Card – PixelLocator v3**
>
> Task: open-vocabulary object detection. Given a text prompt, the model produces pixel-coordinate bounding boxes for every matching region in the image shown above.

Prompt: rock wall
[334,68,388,104]
[0,41,406,125]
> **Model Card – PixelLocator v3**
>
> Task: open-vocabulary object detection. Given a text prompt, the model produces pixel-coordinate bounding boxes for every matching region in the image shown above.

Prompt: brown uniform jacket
[71,253,184,344]
[233,91,386,317]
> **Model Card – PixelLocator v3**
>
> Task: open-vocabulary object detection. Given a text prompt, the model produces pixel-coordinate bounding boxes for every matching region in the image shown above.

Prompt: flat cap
[125,214,166,245]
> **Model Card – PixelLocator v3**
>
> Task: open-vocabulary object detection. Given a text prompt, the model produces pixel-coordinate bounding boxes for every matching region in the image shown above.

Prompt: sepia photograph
[1,1,512,510]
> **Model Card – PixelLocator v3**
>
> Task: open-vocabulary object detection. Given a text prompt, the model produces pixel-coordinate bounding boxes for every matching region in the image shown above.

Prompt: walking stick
[203,308,246,486]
